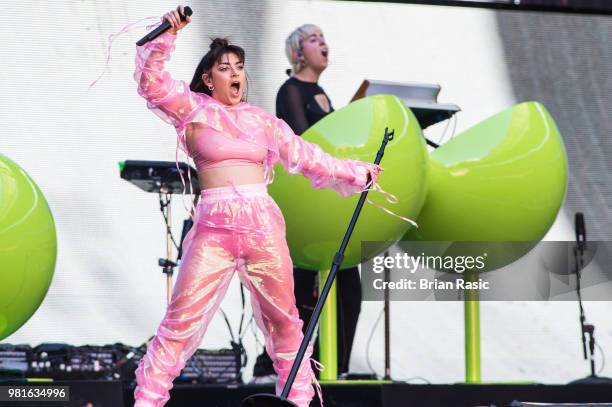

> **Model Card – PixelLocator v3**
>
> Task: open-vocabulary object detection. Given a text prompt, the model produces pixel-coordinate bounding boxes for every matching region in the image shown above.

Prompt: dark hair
[189,38,247,97]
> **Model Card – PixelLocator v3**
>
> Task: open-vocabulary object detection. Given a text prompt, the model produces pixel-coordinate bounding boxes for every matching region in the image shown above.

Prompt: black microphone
[136,6,193,46]
[575,212,586,255]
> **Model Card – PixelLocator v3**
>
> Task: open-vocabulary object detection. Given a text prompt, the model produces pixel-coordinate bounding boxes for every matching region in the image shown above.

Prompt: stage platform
[3,380,611,406]
[139,381,612,407]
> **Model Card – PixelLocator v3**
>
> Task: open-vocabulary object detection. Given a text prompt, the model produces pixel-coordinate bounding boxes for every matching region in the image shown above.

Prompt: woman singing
[132,6,381,407]
[253,24,362,382]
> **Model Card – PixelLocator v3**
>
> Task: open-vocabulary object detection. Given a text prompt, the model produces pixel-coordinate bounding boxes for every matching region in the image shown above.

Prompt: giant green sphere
[405,101,568,242]
[401,101,568,271]
[269,95,427,270]
[0,154,57,340]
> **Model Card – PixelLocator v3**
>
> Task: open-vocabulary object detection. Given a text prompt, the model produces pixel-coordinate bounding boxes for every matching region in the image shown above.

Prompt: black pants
[252,266,362,376]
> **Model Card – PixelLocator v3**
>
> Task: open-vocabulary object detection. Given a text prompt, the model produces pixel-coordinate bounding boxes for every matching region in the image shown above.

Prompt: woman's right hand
[164,5,191,35]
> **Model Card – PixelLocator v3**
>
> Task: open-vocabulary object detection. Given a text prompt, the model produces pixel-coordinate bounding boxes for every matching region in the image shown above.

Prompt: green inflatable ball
[269,95,427,270]
[401,101,568,271]
[0,154,57,340]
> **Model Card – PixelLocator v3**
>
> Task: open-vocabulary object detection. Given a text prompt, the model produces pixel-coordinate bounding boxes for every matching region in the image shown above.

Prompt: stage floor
[143,381,612,407]
[3,380,612,406]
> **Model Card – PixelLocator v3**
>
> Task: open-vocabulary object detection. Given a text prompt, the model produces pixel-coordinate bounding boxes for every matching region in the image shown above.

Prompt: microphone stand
[158,181,197,305]
[569,212,612,384]
[242,127,395,407]
[384,250,391,380]
[158,191,177,305]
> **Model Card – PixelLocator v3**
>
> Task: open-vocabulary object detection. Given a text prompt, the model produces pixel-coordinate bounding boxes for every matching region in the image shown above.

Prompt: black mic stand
[158,175,198,305]
[569,212,612,384]
[384,250,392,380]
[158,191,178,305]
[242,127,395,407]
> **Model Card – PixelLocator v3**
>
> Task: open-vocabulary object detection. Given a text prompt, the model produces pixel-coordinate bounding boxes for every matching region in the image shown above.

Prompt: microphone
[136,6,193,46]
[575,212,586,255]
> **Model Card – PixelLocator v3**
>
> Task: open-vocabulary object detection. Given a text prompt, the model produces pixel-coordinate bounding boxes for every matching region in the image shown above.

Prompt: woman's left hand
[365,163,383,186]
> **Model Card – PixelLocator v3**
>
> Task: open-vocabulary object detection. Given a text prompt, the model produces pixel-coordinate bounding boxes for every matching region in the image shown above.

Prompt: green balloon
[0,154,57,340]
[269,95,427,270]
[401,101,568,270]
[406,101,567,241]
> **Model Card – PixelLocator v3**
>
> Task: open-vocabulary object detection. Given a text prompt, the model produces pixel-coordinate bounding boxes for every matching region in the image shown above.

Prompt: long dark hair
[189,38,247,98]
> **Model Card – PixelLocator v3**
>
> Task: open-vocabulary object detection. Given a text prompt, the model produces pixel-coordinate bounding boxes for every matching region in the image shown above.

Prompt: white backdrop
[2,0,611,384]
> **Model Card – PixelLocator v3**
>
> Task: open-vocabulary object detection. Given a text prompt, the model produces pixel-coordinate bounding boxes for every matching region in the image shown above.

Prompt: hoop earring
[201,74,213,92]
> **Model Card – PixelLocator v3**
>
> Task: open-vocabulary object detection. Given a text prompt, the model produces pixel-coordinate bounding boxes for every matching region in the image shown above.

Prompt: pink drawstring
[264,154,277,185]
[310,358,325,407]
[175,131,197,219]
[229,180,248,201]
[89,16,161,88]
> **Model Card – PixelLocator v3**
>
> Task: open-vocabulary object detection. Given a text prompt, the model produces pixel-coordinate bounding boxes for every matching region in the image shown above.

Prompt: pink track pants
[133,183,317,407]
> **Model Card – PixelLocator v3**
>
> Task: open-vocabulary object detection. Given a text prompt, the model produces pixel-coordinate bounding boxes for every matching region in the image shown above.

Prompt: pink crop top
[135,31,382,197]
[187,126,267,170]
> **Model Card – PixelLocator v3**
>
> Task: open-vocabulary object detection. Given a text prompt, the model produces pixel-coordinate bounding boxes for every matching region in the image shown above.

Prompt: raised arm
[272,117,382,197]
[134,7,200,129]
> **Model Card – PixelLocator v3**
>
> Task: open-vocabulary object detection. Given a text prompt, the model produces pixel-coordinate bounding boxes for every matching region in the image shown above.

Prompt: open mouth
[321,49,328,58]
[230,81,241,96]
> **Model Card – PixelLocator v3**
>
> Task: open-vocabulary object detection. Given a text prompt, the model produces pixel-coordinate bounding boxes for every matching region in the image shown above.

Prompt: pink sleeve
[134,31,201,129]
[272,118,381,197]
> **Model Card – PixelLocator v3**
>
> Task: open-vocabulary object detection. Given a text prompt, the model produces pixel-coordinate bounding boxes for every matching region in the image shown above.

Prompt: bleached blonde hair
[285,24,322,74]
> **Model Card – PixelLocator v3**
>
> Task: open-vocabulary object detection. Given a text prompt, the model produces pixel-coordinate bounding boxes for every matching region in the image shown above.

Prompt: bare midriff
[197,164,265,190]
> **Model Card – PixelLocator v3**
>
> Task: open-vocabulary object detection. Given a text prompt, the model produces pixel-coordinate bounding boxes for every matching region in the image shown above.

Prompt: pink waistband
[200,183,268,200]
